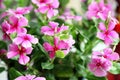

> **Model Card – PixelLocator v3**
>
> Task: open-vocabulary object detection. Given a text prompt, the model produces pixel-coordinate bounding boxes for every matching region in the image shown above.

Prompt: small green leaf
[60,34,69,40]
[41,62,54,70]
[9,68,22,80]
[10,32,17,39]
[0,67,5,73]
[56,50,65,58]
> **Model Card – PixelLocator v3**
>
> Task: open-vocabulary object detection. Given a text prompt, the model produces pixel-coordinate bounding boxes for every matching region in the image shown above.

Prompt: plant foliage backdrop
[0,0,120,80]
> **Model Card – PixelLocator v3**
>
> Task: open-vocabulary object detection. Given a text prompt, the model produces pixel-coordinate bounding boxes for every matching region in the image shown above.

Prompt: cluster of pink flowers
[41,21,75,59]
[86,0,111,20]
[88,48,119,77]
[15,74,46,80]
[87,0,120,77]
[59,8,82,21]
[32,0,59,19]
[0,7,38,65]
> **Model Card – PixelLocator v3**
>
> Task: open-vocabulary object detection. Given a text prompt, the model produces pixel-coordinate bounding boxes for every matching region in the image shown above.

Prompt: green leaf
[56,50,65,58]
[109,62,120,74]
[10,32,17,39]
[0,41,7,49]
[60,34,69,40]
[0,67,5,73]
[9,68,22,80]
[41,62,54,70]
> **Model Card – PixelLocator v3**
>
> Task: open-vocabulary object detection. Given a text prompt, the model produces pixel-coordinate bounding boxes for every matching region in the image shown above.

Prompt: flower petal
[19,55,30,65]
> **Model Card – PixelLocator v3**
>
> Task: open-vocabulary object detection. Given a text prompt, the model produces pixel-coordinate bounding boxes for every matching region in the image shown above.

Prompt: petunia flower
[88,57,112,77]
[2,15,28,34]
[7,44,33,65]
[86,0,111,20]
[0,6,32,19]
[41,21,68,36]
[35,0,59,19]
[43,37,69,58]
[32,0,52,7]
[97,21,119,45]
[1,21,11,40]
[15,74,46,80]
[92,48,119,61]
[13,33,38,48]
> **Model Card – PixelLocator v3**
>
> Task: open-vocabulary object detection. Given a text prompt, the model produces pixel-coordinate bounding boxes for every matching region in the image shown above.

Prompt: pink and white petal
[103,48,112,55]
[13,37,23,45]
[47,9,54,19]
[49,21,59,29]
[38,5,49,13]
[92,51,102,58]
[34,77,46,80]
[110,52,119,60]
[108,21,116,31]
[18,16,28,27]
[109,31,119,39]
[30,38,38,44]
[98,22,106,31]
[97,32,105,40]
[22,40,32,48]
[9,44,19,51]
[104,36,113,45]
[58,41,69,50]
[97,12,106,20]
[26,75,35,79]
[43,42,53,51]
[59,25,68,32]
[15,76,27,80]
[25,47,33,54]
[94,68,107,77]
[7,51,18,58]
[41,26,54,35]
[9,15,18,24]
[19,55,30,65]
[51,0,59,8]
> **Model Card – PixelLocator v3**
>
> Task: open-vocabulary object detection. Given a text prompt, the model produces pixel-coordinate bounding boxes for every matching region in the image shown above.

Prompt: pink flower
[43,37,69,58]
[64,35,75,47]
[97,21,119,45]
[15,74,46,80]
[86,0,111,20]
[4,15,28,34]
[7,44,33,65]
[0,6,32,19]
[59,8,82,21]
[32,0,52,7]
[0,0,5,9]
[7,5,33,15]
[13,33,38,48]
[1,21,11,40]
[88,57,112,77]
[92,48,119,61]
[35,0,59,19]
[41,21,68,36]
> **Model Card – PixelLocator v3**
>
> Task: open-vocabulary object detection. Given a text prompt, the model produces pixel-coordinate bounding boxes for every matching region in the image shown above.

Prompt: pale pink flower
[0,6,32,19]
[32,0,52,7]
[92,48,119,61]
[35,0,59,19]
[0,0,5,9]
[59,8,82,21]
[41,21,68,36]
[7,44,33,65]
[5,15,28,34]
[86,0,111,20]
[43,37,69,58]
[88,57,112,77]
[13,33,38,48]
[97,21,119,45]
[15,74,46,80]
[1,21,11,40]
